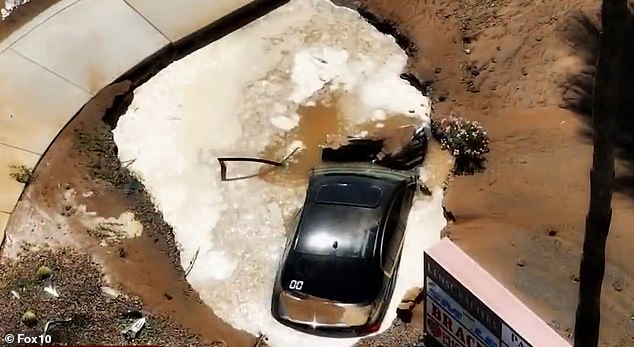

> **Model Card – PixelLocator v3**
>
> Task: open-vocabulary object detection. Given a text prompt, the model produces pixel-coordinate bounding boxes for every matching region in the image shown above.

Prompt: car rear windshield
[314,183,382,208]
[293,204,381,258]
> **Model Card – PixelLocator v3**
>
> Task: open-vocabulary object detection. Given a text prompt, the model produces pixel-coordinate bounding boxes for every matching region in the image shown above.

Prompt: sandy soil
[2,0,634,346]
[343,0,634,345]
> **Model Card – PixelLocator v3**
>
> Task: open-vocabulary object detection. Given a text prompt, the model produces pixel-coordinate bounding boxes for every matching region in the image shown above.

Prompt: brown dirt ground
[3,0,634,346]
[347,0,634,346]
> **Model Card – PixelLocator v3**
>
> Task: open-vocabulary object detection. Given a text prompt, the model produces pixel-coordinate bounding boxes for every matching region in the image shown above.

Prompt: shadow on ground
[560,9,634,198]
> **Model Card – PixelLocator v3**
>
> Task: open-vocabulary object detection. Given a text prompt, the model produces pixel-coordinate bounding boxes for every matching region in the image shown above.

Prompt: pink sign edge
[424,237,572,347]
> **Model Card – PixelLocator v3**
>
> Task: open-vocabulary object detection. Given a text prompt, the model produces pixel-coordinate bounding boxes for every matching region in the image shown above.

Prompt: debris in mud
[184,247,200,278]
[122,317,147,341]
[218,147,301,181]
[321,124,429,171]
[516,258,526,267]
[443,206,456,223]
[220,122,431,182]
[43,285,60,298]
[121,309,143,320]
[43,318,73,337]
[419,183,432,196]
[548,229,558,236]
[396,287,422,323]
[101,286,121,299]
[253,332,269,347]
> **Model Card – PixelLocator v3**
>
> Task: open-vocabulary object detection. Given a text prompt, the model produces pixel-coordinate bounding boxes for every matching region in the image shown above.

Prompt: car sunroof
[314,183,382,208]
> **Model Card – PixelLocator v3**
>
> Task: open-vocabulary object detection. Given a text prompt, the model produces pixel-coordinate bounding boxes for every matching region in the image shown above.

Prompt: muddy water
[260,94,422,185]
[259,95,346,184]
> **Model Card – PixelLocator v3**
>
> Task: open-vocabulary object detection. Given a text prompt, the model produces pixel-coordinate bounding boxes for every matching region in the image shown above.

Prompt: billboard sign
[423,238,571,347]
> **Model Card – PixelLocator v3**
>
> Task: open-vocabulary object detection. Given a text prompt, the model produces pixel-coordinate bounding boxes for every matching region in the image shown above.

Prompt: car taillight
[361,321,382,334]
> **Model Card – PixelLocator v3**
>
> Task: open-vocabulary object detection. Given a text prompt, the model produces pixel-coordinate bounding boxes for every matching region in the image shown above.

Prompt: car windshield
[314,183,382,208]
[293,202,381,258]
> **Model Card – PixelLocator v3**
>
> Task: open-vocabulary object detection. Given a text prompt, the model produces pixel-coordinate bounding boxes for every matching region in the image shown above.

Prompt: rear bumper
[270,289,379,338]
[272,314,368,338]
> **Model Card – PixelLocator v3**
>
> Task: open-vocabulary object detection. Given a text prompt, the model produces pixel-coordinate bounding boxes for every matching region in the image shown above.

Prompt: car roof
[292,171,407,258]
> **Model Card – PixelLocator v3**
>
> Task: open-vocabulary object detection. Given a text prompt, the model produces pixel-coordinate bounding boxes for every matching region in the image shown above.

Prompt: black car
[270,162,420,337]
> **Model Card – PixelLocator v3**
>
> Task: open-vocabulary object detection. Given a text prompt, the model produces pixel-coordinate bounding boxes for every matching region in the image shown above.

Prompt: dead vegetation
[73,128,133,187]
[9,164,34,184]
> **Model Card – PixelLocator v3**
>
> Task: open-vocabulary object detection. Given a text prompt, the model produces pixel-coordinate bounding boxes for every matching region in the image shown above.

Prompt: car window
[381,198,403,271]
[293,204,380,258]
[314,183,382,208]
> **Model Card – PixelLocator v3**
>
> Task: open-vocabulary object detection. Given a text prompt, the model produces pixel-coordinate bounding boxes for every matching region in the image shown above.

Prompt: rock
[398,301,415,311]
[101,286,121,299]
[21,310,38,327]
[10,290,20,300]
[122,309,144,319]
[43,285,59,298]
[571,274,580,282]
[435,67,442,74]
[396,302,415,322]
[443,207,456,223]
[547,229,558,236]
[36,265,52,279]
[402,287,422,302]
[254,332,269,347]
[516,258,526,267]
[612,280,623,292]
[419,184,432,196]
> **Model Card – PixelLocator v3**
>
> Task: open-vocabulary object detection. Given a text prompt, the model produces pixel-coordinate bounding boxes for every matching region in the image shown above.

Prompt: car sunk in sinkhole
[270,132,428,337]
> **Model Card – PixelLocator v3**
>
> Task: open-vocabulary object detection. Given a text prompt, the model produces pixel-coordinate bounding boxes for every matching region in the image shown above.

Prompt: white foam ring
[113,0,444,346]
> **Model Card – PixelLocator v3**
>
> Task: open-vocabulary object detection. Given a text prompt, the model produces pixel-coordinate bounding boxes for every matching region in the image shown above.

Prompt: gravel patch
[0,249,223,347]
[355,320,425,347]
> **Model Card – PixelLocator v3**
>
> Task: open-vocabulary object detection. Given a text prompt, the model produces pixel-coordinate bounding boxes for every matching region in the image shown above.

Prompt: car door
[280,208,302,265]
[380,196,405,277]
[373,195,405,318]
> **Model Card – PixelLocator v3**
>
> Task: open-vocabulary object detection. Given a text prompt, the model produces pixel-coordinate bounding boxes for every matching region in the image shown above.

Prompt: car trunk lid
[281,253,382,304]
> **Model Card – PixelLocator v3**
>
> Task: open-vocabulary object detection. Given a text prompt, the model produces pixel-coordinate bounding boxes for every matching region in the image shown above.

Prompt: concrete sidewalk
[0,0,257,247]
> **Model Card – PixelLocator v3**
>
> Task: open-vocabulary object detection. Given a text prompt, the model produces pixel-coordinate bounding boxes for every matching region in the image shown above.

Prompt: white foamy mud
[113,0,445,346]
